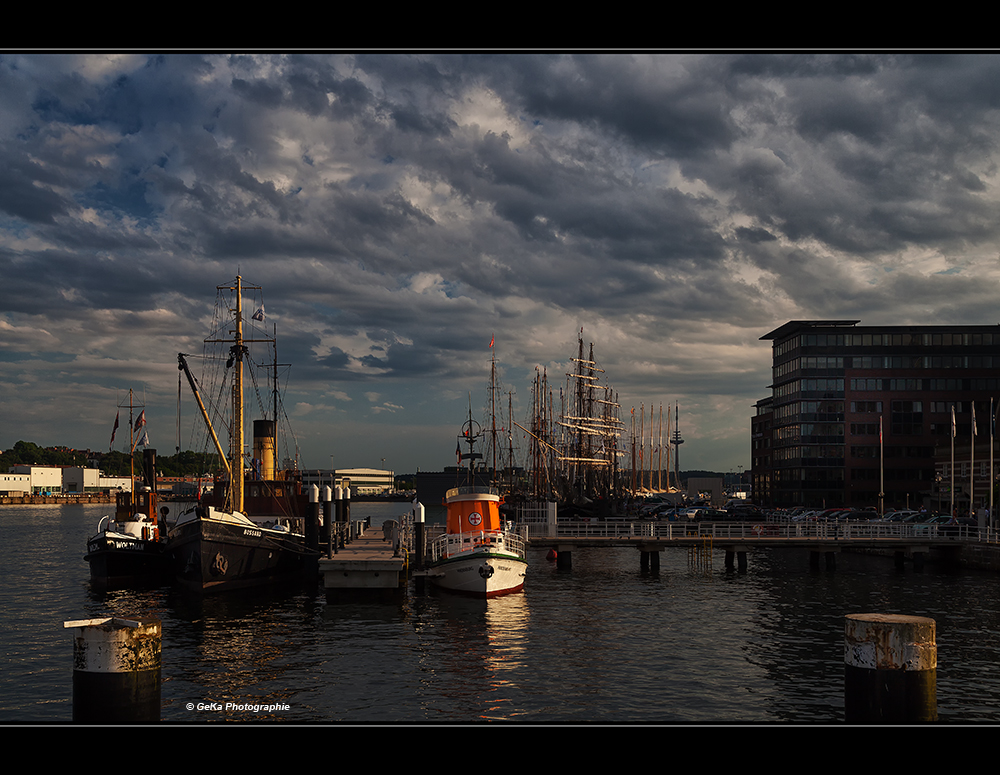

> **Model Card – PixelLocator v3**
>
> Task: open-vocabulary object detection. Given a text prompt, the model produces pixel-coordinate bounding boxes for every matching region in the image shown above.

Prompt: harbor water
[4,502,1000,724]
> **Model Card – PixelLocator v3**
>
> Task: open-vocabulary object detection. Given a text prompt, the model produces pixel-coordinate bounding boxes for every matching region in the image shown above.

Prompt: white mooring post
[844,613,937,723]
[64,616,161,723]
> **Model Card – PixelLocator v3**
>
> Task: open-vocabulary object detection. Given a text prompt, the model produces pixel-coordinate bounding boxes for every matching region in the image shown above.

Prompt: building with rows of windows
[752,320,1000,512]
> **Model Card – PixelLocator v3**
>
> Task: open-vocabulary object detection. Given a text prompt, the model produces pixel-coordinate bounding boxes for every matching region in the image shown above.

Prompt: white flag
[252,306,265,322]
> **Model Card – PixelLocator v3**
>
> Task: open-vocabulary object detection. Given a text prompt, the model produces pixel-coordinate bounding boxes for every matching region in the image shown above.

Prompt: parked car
[692,508,730,521]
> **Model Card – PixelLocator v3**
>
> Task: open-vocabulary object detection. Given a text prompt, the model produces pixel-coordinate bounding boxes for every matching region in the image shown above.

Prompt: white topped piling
[64,616,161,723]
[844,613,937,722]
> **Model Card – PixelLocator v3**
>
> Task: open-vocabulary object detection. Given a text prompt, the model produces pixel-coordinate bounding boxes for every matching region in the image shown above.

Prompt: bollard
[306,484,320,551]
[322,485,333,552]
[413,502,426,570]
[64,616,161,723]
[844,613,937,723]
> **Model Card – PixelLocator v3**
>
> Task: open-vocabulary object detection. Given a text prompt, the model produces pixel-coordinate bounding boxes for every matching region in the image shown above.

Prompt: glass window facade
[753,321,1000,510]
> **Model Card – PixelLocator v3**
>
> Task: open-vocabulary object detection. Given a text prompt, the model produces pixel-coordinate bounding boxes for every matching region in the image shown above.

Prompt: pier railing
[531,519,1000,544]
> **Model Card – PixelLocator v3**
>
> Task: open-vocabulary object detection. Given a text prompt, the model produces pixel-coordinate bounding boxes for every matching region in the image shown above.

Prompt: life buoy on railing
[752,524,764,536]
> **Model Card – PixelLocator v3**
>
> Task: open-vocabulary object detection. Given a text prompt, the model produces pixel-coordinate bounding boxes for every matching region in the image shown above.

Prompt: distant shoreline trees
[1,441,222,478]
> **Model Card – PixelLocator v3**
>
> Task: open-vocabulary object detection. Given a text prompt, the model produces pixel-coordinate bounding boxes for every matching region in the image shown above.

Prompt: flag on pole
[489,334,494,348]
[110,411,119,447]
[134,410,145,429]
[139,431,149,447]
[952,405,957,438]
[973,402,978,437]
[252,306,265,322]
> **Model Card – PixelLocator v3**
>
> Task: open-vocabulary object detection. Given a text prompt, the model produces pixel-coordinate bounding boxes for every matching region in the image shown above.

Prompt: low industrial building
[6,465,131,495]
[300,468,396,496]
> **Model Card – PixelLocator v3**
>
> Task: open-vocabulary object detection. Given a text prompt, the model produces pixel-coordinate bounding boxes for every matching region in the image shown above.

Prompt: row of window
[773,444,936,461]
[775,332,1000,353]
[776,355,1000,378]
[772,400,980,420]
[780,378,1000,394]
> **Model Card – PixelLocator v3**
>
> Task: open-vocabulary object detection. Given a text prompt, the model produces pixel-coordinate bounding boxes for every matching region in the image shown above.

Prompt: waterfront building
[0,473,30,495]
[300,468,395,496]
[5,464,131,495]
[753,320,1000,511]
[8,465,63,495]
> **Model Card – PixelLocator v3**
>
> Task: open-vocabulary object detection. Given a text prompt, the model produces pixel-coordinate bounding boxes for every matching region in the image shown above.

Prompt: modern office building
[753,320,1000,511]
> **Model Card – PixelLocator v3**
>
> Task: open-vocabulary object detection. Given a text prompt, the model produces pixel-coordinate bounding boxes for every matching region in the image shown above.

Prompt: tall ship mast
[554,329,625,513]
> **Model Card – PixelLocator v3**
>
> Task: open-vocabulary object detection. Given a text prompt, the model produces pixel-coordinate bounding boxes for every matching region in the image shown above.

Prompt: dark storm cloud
[4,52,1000,473]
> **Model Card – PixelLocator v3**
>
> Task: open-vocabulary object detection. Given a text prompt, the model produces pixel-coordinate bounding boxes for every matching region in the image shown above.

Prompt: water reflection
[10,502,1000,723]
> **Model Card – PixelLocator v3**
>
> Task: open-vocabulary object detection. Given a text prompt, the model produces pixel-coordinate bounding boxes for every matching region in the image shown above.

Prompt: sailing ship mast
[177,274,274,515]
[555,329,624,501]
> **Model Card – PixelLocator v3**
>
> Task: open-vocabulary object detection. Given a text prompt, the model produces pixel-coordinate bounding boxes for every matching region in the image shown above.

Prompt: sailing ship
[84,394,170,589]
[553,330,626,517]
[426,384,528,598]
[168,275,320,593]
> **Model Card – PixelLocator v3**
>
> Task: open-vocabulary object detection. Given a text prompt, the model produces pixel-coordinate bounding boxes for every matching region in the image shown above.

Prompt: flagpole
[991,397,995,531]
[971,402,977,519]
[951,405,956,517]
[879,415,884,517]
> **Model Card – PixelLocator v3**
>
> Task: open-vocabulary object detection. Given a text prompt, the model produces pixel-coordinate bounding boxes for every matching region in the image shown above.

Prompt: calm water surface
[3,502,1000,724]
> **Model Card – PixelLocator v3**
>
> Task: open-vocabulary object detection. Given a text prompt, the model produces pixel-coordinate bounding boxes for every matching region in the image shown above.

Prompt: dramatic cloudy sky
[3,52,1000,476]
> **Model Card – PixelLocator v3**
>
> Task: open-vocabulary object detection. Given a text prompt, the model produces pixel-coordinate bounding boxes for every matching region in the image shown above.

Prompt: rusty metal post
[65,616,161,723]
[844,613,937,722]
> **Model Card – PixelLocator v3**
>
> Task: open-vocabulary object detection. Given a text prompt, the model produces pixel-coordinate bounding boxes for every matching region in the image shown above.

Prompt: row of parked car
[629,502,980,530]
[630,502,765,522]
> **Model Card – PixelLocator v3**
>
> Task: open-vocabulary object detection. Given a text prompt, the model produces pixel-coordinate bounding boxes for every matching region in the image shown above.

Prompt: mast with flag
[879,415,884,517]
[972,401,978,518]
[951,405,956,517]
[991,398,995,530]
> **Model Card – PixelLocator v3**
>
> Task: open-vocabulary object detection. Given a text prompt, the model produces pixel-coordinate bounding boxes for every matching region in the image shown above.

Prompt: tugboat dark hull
[85,534,170,589]
[168,516,319,593]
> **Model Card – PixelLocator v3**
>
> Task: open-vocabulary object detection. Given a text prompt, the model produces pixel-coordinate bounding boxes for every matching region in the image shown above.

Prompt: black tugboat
[85,417,171,590]
[168,275,319,593]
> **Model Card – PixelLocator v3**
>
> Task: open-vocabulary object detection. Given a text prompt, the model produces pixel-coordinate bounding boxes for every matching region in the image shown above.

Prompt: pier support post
[64,616,161,723]
[639,547,660,573]
[413,501,426,593]
[322,486,333,555]
[844,613,937,723]
[556,545,572,569]
[723,546,748,572]
[306,484,320,551]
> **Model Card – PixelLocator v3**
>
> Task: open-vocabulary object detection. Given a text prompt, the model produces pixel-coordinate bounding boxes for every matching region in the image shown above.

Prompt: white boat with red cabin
[425,383,527,598]
[427,484,527,597]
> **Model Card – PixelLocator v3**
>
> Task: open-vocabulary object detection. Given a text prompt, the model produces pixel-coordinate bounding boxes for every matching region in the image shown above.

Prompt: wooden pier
[318,522,407,601]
